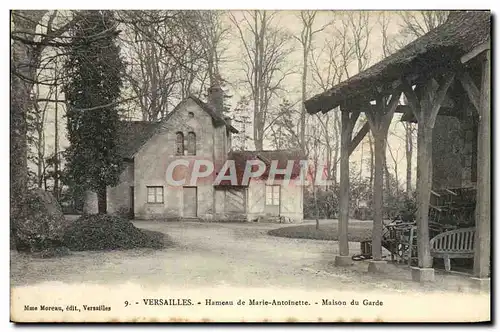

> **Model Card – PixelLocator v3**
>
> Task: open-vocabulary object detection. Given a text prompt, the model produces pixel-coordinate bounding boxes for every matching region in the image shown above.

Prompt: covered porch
[304,11,490,285]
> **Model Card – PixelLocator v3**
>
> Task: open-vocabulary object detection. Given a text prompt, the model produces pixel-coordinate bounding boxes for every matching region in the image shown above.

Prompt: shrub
[62,214,167,251]
[12,188,69,253]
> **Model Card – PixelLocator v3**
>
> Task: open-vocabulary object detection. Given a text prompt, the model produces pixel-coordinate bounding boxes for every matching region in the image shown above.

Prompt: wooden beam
[350,111,360,128]
[473,49,491,279]
[401,80,421,120]
[429,73,456,125]
[458,71,481,112]
[382,90,403,129]
[340,103,411,115]
[461,41,490,64]
[349,122,369,156]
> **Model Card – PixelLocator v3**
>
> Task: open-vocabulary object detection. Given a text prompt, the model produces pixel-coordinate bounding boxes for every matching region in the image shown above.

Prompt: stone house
[83,86,304,223]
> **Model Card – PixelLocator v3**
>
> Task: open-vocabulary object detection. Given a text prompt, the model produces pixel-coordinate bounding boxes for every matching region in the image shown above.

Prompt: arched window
[187,132,196,155]
[175,132,184,155]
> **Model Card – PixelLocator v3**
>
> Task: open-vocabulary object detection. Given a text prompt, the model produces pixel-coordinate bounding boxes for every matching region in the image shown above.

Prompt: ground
[11,219,483,292]
[10,220,490,322]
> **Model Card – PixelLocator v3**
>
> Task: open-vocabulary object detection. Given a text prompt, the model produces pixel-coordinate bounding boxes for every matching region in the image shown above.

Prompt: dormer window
[188,112,194,118]
[175,132,184,155]
[187,132,196,155]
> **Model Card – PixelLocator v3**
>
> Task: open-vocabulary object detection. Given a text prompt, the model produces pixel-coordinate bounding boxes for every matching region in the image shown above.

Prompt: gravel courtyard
[10,220,486,293]
[10,220,490,322]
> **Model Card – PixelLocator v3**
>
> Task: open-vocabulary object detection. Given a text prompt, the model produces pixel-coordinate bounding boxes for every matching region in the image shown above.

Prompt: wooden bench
[430,227,475,271]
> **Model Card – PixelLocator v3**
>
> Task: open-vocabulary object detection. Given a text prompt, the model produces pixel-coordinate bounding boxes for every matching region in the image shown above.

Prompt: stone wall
[432,113,478,190]
[432,115,465,190]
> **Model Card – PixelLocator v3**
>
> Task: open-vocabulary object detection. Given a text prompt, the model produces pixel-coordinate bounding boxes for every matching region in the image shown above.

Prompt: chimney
[224,116,233,151]
[208,83,224,115]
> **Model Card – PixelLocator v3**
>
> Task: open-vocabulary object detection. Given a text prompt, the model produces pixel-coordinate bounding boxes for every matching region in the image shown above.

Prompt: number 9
[124,301,129,307]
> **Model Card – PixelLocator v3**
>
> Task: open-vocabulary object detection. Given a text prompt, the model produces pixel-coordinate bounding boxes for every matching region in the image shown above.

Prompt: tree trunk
[37,122,44,188]
[97,186,107,214]
[416,124,433,268]
[300,47,307,153]
[372,133,385,260]
[54,78,60,199]
[314,184,319,229]
[369,133,374,188]
[10,10,47,226]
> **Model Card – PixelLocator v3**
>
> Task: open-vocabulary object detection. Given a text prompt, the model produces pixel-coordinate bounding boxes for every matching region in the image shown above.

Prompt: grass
[268,222,372,242]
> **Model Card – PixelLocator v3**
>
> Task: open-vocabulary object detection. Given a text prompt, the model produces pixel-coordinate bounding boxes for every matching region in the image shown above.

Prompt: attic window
[188,112,194,118]
[176,132,184,155]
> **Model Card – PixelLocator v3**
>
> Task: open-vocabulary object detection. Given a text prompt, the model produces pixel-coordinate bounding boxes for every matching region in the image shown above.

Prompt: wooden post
[415,121,433,267]
[365,90,401,262]
[402,73,455,275]
[337,110,359,263]
[473,50,490,278]
[372,134,385,260]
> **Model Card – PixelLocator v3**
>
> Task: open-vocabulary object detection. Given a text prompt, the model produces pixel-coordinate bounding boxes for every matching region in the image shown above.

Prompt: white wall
[247,179,303,223]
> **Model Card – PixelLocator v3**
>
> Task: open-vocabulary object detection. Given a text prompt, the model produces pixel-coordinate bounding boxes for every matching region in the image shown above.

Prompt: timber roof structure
[304,10,491,114]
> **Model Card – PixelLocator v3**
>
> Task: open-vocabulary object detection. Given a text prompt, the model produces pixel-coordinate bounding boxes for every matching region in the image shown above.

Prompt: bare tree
[295,11,331,154]
[230,10,294,150]
[398,11,449,40]
[192,11,231,86]
[344,11,373,184]
[309,19,355,185]
[378,11,398,194]
[118,11,205,120]
[11,10,78,223]
[27,82,55,189]
[120,21,180,121]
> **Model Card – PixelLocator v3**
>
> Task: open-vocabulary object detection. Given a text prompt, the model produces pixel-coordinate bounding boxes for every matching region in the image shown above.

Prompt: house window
[147,186,164,204]
[188,111,194,118]
[175,132,184,155]
[266,185,280,206]
[187,132,196,155]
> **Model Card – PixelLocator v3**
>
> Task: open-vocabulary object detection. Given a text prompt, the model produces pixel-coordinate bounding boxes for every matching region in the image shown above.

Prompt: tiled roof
[216,150,306,186]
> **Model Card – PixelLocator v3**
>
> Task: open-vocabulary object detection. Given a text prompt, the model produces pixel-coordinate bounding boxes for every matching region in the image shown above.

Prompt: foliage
[303,171,416,221]
[269,99,301,150]
[63,10,124,209]
[231,96,252,150]
[303,186,339,219]
[63,214,167,251]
